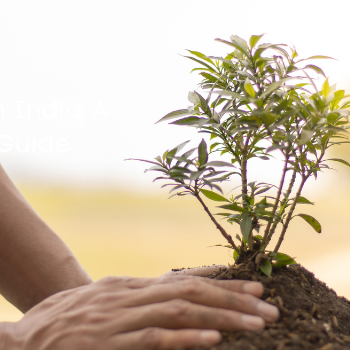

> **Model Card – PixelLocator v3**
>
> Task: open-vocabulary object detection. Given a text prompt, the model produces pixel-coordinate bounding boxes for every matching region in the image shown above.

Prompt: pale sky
[0,0,349,192]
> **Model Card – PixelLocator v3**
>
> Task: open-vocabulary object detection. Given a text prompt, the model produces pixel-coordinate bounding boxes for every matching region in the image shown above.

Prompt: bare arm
[0,165,92,313]
[0,166,279,350]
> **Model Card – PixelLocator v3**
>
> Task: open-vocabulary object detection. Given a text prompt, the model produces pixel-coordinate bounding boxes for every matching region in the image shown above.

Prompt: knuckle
[97,276,118,285]
[141,328,161,349]
[178,279,203,297]
[91,292,114,304]
[86,311,109,325]
[167,299,191,318]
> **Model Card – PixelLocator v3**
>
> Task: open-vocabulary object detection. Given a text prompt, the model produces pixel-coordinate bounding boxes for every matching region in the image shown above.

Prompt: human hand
[6,274,279,350]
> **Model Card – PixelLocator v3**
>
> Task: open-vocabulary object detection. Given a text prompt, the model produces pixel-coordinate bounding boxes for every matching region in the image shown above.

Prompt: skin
[0,165,279,349]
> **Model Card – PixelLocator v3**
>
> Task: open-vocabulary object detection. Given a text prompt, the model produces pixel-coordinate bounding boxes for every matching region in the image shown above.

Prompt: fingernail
[257,301,279,321]
[200,330,222,346]
[241,315,265,330]
[243,282,263,295]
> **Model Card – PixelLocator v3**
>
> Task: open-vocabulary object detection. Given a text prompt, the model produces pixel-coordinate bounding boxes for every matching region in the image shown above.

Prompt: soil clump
[192,263,350,350]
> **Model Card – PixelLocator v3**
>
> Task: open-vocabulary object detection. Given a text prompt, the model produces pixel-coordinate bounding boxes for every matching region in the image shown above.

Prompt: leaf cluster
[129,34,350,276]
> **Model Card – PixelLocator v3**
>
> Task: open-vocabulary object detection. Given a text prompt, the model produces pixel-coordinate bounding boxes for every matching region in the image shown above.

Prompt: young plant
[128,34,350,276]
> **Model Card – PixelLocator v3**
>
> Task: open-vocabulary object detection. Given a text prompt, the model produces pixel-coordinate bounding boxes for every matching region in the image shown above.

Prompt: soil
[190,262,350,350]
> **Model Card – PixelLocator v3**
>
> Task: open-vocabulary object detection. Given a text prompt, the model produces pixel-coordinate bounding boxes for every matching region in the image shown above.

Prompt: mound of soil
[198,263,350,350]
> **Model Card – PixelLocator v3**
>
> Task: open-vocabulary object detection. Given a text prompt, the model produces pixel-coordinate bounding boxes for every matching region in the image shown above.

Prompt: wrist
[0,322,22,350]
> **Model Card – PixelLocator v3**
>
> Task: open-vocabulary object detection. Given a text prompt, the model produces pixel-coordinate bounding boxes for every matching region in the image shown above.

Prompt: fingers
[114,299,265,333]
[157,276,264,298]
[119,279,278,323]
[110,328,221,350]
[95,275,264,298]
[95,276,158,290]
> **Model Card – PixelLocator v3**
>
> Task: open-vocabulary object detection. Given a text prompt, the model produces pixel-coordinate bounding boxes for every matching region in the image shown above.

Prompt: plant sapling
[128,34,350,276]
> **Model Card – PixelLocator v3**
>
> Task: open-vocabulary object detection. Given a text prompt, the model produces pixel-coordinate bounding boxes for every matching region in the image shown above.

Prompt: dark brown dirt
[195,263,350,350]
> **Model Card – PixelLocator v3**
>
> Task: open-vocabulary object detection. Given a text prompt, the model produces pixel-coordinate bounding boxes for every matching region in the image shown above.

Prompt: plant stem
[285,167,297,201]
[241,132,251,207]
[273,177,305,253]
[273,147,326,253]
[262,154,289,247]
[194,192,239,252]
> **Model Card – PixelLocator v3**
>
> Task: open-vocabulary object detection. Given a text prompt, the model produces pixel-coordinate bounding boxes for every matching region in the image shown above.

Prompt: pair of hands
[6,267,279,350]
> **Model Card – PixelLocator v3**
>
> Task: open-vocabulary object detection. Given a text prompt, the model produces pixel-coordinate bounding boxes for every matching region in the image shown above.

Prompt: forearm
[0,165,92,313]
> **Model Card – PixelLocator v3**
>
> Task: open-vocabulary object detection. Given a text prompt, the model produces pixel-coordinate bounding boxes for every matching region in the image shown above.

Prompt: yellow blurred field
[2,176,350,322]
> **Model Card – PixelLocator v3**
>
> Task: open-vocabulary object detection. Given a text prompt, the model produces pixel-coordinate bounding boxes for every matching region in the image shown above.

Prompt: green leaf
[304,64,326,77]
[166,148,177,165]
[215,38,249,57]
[194,91,212,117]
[298,129,313,145]
[260,78,292,99]
[322,78,330,98]
[304,55,336,60]
[272,252,296,268]
[244,79,256,98]
[327,158,350,168]
[183,56,215,71]
[188,91,201,105]
[296,196,314,205]
[219,203,246,213]
[200,189,229,202]
[172,140,190,154]
[260,260,272,277]
[170,117,207,126]
[186,50,214,65]
[233,249,239,261]
[240,215,252,243]
[255,187,271,195]
[210,142,220,152]
[204,161,235,167]
[156,109,190,124]
[249,34,264,49]
[297,214,322,233]
[212,90,243,99]
[198,139,208,167]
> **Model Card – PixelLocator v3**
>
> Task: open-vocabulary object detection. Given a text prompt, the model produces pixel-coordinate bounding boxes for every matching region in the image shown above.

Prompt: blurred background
[1,0,350,321]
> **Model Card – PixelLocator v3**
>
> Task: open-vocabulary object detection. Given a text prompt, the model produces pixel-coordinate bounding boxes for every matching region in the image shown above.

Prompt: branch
[241,131,251,207]
[193,192,239,252]
[262,154,289,246]
[273,176,305,253]
[273,148,326,253]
